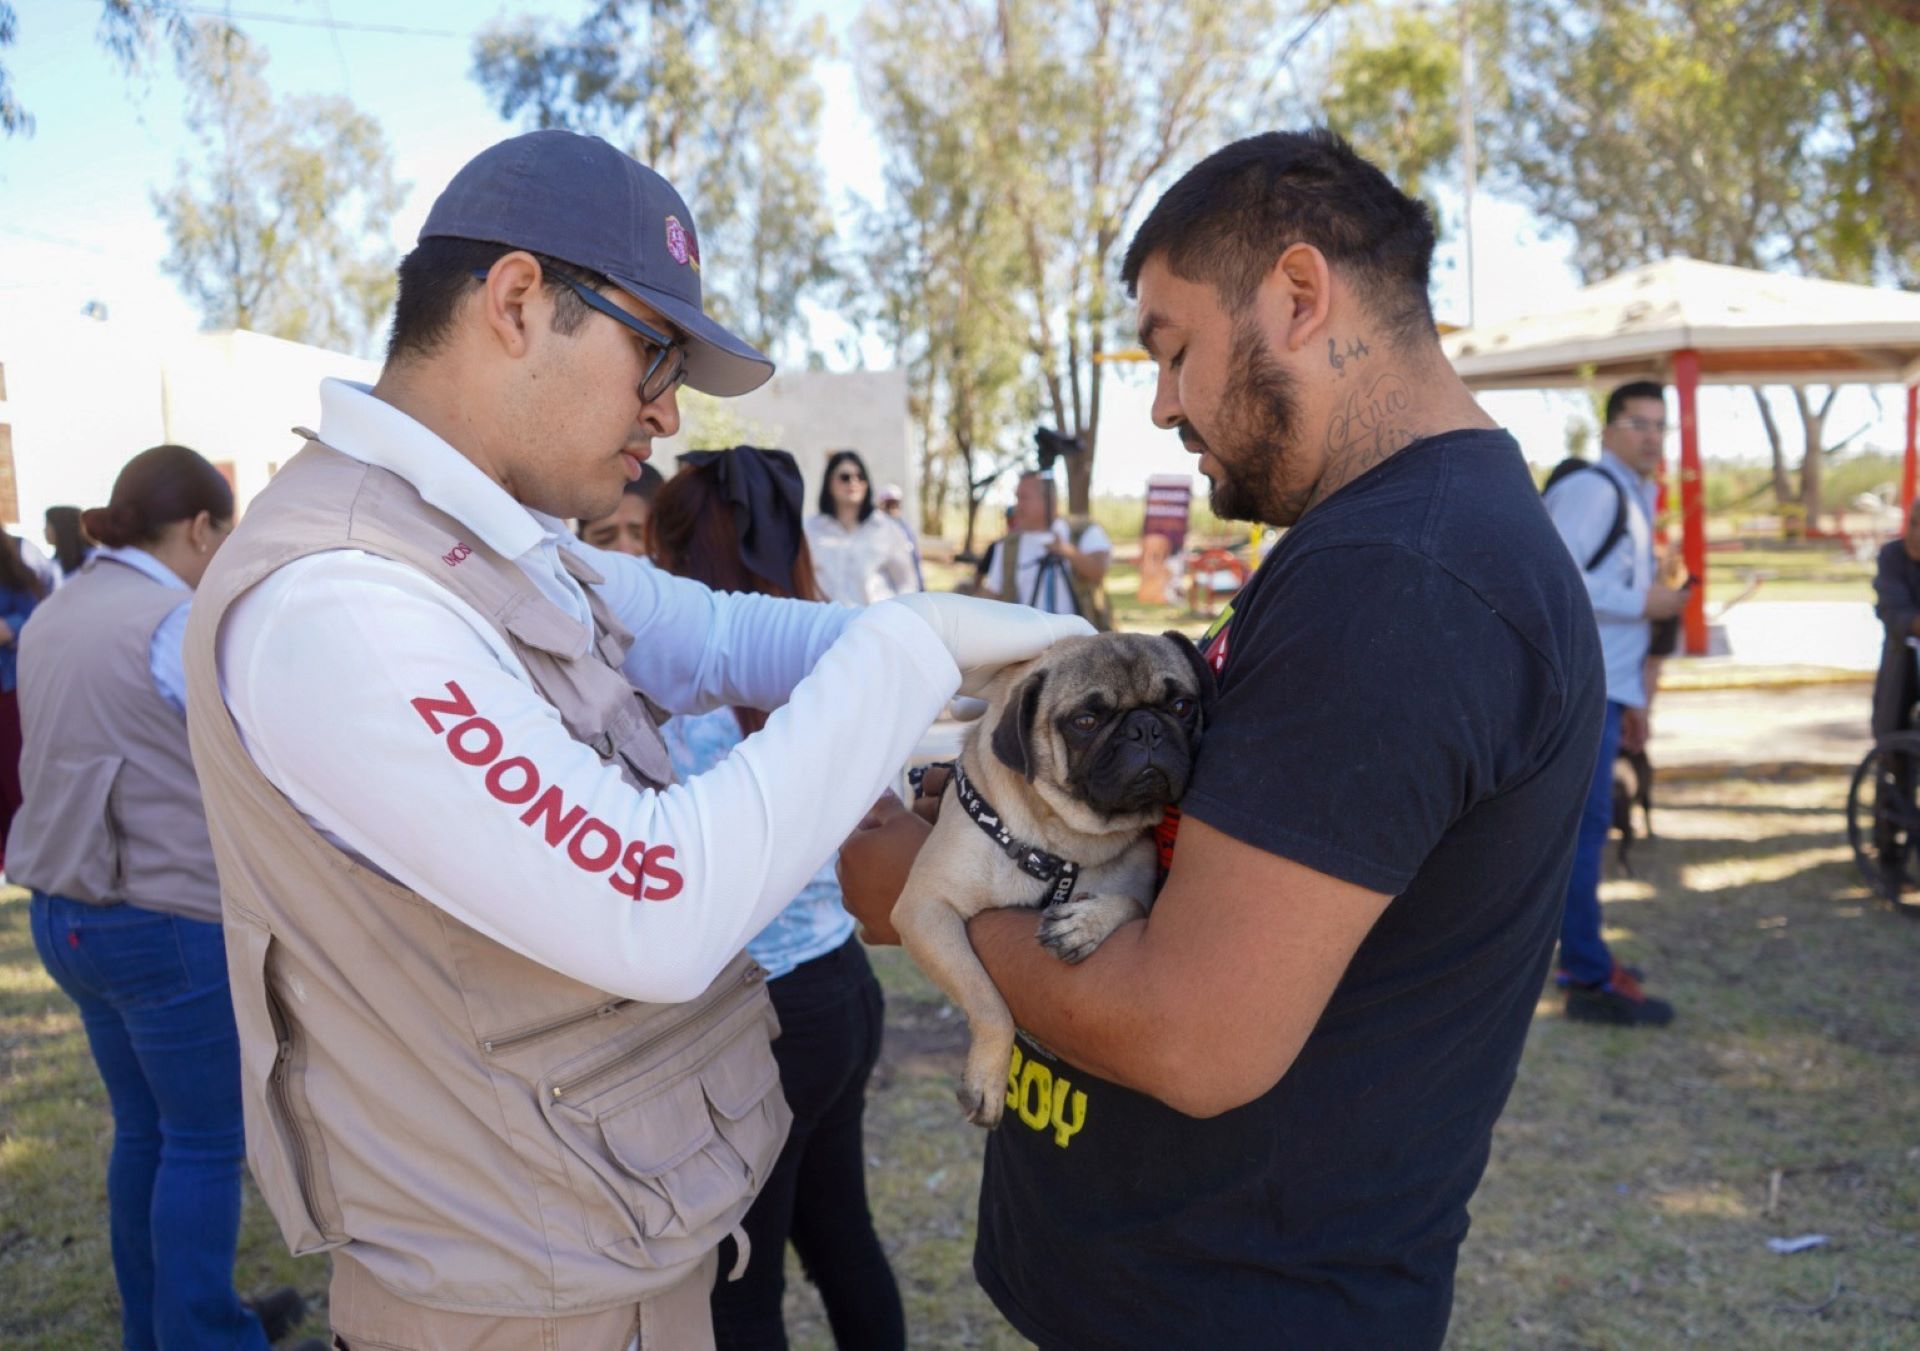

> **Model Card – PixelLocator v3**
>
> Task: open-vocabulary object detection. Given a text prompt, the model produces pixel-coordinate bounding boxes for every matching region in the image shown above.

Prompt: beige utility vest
[182,438,790,1317]
[8,555,222,921]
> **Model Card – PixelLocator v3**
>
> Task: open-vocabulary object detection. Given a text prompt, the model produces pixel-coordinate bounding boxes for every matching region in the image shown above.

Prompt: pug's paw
[1037,894,1147,964]
[956,1080,1004,1129]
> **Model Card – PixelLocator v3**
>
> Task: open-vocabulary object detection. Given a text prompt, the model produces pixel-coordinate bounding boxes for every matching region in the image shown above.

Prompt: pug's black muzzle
[1079,709,1193,815]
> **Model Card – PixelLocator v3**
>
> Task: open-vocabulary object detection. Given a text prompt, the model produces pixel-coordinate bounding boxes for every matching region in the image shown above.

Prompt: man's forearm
[967,908,1171,1096]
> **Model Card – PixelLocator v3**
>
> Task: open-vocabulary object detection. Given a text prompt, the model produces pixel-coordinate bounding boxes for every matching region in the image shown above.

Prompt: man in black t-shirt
[840,129,1604,1348]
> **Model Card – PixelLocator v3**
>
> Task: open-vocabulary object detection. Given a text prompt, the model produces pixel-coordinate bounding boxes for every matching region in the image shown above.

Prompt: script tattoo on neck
[1326,335,1372,378]
[1312,372,1415,510]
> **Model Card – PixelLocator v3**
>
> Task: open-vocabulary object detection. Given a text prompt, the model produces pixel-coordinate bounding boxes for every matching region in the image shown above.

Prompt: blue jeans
[29,893,267,1351]
[1558,701,1623,986]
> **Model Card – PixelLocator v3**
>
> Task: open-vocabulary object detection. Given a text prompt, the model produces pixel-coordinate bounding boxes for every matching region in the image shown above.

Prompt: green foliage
[1476,0,1920,522]
[0,0,195,137]
[854,0,1039,549]
[1486,0,1909,284]
[856,0,1308,520]
[471,0,838,361]
[151,22,404,354]
[0,2,23,136]
[1321,4,1459,202]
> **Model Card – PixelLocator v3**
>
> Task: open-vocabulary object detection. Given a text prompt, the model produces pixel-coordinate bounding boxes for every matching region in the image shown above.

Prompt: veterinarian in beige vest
[181,130,1089,1351]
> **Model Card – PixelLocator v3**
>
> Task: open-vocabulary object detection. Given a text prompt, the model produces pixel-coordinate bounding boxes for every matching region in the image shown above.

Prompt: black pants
[712,939,904,1350]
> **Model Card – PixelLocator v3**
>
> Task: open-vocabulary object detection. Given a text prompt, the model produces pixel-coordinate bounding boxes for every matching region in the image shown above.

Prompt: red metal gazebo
[1443,258,1920,655]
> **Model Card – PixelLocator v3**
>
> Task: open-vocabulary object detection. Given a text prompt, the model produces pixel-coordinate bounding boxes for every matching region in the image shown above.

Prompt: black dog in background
[1610,748,1654,874]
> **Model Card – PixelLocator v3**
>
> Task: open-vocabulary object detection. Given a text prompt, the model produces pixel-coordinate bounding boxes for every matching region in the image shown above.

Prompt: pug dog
[891,631,1215,1127]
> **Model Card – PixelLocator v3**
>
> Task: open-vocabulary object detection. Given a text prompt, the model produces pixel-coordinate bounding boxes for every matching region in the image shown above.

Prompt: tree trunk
[1750,386,1795,503]
[1790,386,1838,529]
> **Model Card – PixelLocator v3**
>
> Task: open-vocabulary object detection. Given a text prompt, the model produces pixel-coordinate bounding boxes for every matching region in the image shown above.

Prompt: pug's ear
[990,670,1047,781]
[1161,630,1218,720]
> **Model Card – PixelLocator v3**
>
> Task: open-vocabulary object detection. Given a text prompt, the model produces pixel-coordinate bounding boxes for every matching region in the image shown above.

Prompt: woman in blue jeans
[646,449,906,1351]
[10,446,300,1350]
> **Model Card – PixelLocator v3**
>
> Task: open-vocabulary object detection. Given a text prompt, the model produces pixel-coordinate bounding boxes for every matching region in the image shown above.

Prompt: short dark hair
[1604,381,1667,425]
[386,237,605,363]
[818,450,875,522]
[1121,129,1438,345]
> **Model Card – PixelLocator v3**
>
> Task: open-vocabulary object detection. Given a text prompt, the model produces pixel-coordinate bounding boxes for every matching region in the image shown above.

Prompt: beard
[1190,320,1307,526]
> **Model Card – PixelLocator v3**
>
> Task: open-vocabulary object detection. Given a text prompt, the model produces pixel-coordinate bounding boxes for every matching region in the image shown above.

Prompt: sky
[0,0,1909,500]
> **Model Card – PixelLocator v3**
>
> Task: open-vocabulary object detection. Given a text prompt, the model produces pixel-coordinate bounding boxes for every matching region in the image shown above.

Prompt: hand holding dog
[837,792,926,945]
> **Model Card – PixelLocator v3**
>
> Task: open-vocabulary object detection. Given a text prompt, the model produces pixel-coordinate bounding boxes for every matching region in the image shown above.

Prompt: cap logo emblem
[664,215,699,271]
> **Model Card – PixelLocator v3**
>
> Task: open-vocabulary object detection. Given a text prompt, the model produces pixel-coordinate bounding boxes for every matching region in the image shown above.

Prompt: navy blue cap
[420,130,773,397]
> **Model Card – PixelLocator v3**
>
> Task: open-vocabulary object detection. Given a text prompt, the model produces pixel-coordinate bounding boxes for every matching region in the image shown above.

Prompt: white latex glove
[888,592,1096,697]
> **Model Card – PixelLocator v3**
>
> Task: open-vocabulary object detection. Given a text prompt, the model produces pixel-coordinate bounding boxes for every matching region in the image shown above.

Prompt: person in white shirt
[188,130,1087,1349]
[976,471,1112,622]
[875,482,924,590]
[1543,380,1688,1027]
[804,450,919,605]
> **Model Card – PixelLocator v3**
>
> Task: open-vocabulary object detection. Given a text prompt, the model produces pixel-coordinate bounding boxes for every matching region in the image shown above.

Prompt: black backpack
[1542,458,1629,572]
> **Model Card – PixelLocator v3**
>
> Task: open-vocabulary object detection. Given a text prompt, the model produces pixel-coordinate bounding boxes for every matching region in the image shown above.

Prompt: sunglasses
[834,471,867,484]
[471,268,687,403]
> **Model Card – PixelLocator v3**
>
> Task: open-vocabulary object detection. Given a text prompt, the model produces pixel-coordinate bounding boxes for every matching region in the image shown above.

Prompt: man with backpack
[1542,380,1687,1025]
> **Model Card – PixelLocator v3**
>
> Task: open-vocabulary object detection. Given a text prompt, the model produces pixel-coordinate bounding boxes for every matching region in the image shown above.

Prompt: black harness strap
[946,761,1080,908]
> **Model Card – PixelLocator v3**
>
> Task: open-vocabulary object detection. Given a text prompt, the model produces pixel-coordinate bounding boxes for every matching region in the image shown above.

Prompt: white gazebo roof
[1443,257,1920,390]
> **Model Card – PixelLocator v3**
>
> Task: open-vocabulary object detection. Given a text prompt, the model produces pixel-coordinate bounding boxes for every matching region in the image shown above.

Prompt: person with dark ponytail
[650,449,907,1351]
[0,529,48,870]
[9,447,307,1349]
[44,504,93,583]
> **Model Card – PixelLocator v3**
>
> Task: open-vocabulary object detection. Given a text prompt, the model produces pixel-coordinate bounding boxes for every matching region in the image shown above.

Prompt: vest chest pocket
[539,981,789,1266]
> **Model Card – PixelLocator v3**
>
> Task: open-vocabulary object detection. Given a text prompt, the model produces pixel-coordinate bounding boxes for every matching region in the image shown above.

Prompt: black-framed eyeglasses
[471,268,687,403]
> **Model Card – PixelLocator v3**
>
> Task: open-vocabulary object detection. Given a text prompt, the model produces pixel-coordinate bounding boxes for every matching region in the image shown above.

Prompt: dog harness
[937,760,1081,907]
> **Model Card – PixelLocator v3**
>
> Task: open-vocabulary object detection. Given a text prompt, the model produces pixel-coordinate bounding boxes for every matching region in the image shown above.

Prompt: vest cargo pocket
[541,986,790,1266]
[23,753,125,901]
[231,922,343,1254]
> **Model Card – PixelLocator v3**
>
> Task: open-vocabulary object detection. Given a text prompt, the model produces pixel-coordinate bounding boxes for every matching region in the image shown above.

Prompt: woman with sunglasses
[805,449,919,606]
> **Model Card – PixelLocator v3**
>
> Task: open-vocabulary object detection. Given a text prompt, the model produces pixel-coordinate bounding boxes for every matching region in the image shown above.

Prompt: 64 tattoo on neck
[1327,336,1372,377]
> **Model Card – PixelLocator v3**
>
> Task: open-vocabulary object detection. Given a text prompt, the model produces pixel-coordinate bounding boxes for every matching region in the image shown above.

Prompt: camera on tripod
[1034,427,1079,475]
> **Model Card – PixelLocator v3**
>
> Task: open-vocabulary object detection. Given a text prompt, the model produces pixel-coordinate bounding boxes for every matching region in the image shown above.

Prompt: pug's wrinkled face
[989,631,1216,837]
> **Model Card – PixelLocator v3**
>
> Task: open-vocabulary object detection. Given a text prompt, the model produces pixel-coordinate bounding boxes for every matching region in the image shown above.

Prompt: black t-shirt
[974,428,1605,1349]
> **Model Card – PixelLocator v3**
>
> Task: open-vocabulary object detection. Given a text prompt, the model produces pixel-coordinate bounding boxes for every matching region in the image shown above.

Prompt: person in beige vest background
[13,446,313,1351]
[179,130,1088,1351]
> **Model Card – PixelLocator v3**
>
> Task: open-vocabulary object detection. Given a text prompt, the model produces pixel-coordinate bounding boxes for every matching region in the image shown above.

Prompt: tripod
[1026,547,1083,619]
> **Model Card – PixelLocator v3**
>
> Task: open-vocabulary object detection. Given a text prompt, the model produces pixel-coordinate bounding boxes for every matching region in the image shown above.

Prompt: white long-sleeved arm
[567,540,855,716]
[218,553,956,1003]
[1544,473,1647,622]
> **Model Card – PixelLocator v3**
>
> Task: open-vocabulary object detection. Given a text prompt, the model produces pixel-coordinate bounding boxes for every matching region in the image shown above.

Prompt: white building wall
[159,329,379,510]
[0,315,375,529]
[656,368,913,522]
[0,314,906,533]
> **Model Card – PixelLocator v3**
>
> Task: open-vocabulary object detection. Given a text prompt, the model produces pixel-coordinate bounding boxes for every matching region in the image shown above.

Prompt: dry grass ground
[4,768,1916,1348]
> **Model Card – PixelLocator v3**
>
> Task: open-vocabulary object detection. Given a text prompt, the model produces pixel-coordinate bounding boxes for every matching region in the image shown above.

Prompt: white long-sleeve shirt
[804,511,920,605]
[1542,451,1657,708]
[217,380,959,1004]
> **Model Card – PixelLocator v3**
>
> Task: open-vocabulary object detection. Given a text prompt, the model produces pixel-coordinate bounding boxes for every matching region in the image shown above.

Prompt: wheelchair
[1846,642,1920,916]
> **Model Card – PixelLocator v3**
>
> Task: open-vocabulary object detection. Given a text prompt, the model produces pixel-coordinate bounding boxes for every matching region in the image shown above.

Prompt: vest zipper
[548,964,764,1104]
[270,1033,324,1229]
[482,998,634,1054]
